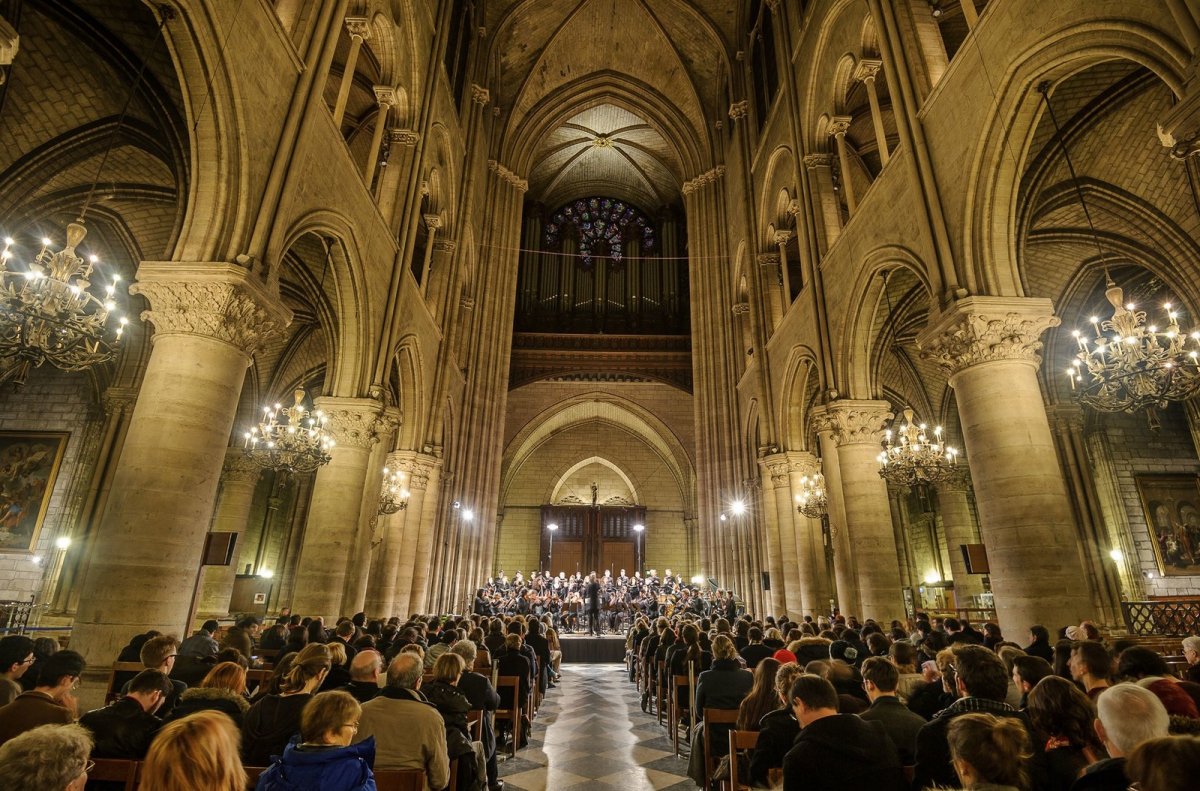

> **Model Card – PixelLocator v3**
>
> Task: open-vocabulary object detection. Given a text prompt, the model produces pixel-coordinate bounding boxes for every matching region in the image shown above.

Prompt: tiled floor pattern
[498,663,695,791]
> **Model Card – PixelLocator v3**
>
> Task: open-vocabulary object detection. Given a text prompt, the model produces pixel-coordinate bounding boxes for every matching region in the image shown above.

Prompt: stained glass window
[543,197,655,268]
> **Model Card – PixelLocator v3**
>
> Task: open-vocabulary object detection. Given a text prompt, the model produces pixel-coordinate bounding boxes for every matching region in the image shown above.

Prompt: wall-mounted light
[462,509,475,522]
[923,570,941,585]
[1108,548,1123,563]
[730,500,746,516]
[258,569,275,579]
[54,536,71,550]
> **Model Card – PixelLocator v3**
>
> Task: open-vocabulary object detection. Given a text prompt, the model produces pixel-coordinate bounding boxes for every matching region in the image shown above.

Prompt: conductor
[584,572,601,635]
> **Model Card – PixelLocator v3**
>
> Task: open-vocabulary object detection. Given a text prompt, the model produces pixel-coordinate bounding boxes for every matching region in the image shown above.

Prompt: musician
[473,589,490,616]
[584,572,602,636]
[618,569,629,586]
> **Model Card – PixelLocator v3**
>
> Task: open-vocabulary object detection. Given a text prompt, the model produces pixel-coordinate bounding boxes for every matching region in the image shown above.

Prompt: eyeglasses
[343,722,360,732]
[18,656,34,665]
[81,760,95,776]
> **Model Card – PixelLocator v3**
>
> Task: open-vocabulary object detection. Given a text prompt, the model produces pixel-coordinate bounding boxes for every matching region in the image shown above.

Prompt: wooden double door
[540,504,645,577]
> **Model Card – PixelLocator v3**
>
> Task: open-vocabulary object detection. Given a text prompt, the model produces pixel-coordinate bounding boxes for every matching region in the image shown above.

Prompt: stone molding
[221,450,261,484]
[828,115,853,137]
[423,214,443,230]
[731,302,750,316]
[773,230,793,246]
[390,129,420,146]
[344,16,370,40]
[786,450,820,476]
[728,100,749,121]
[433,240,457,253]
[102,385,138,417]
[470,84,490,105]
[384,450,440,490]
[682,165,725,195]
[916,296,1059,376]
[487,160,528,192]
[313,397,384,449]
[461,295,476,310]
[756,253,780,266]
[854,58,882,83]
[758,453,793,489]
[373,85,398,107]
[131,262,292,358]
[811,399,893,447]
[802,153,834,169]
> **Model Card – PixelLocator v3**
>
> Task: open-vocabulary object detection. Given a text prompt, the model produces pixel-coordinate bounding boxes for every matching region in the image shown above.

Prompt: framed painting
[1136,473,1200,576]
[0,432,69,554]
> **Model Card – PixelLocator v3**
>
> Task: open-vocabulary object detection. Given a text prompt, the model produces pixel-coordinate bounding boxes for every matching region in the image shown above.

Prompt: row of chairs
[87,757,460,791]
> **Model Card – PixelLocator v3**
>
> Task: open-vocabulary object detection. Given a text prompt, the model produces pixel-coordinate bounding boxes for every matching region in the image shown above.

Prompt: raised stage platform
[560,634,627,663]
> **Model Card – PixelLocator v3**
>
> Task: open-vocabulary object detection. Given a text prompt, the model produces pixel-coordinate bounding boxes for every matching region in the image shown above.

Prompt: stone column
[775,231,794,308]
[803,154,842,250]
[810,408,856,615]
[757,457,787,617]
[755,253,784,329]
[70,263,290,666]
[828,116,858,214]
[197,451,262,617]
[331,17,369,127]
[815,400,906,622]
[342,408,398,614]
[289,398,382,621]
[418,215,441,296]
[407,461,443,614]
[363,86,396,185]
[936,471,987,607]
[918,296,1092,633]
[0,14,16,87]
[855,59,890,166]
[368,450,438,617]
[787,451,824,618]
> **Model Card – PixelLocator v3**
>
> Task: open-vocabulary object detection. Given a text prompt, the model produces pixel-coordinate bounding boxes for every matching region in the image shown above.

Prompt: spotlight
[1108,548,1123,563]
[463,509,475,522]
[730,500,746,516]
[54,536,71,550]
[258,569,275,579]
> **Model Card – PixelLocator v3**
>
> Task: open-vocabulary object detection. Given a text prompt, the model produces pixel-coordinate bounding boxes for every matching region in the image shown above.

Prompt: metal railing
[0,596,36,634]
[1121,600,1200,636]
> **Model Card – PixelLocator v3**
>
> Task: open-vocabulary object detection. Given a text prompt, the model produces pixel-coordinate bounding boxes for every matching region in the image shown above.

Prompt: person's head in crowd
[983,623,1002,642]
[865,632,890,657]
[300,691,362,747]
[712,634,737,662]
[387,652,424,691]
[995,645,1025,676]
[775,662,803,704]
[214,647,249,669]
[199,620,219,636]
[350,650,383,683]
[951,645,1009,702]
[306,621,326,645]
[400,642,425,660]
[504,633,522,652]
[888,640,917,672]
[788,674,839,727]
[1052,639,1075,679]
[335,621,355,643]
[140,635,179,673]
[0,723,93,790]
[37,650,84,698]
[747,626,763,644]
[199,662,247,696]
[432,653,465,686]
[236,616,262,637]
[1069,641,1111,685]
[947,712,1031,790]
[0,635,34,683]
[141,710,243,791]
[1012,654,1053,696]
[450,640,477,671]
[860,656,900,702]
[1126,735,1200,791]
[1117,646,1172,680]
[326,641,347,671]
[1026,676,1101,750]
[1136,677,1200,719]
[126,669,172,714]
[1095,682,1170,757]
[739,658,781,730]
[1182,636,1200,668]
[283,644,332,694]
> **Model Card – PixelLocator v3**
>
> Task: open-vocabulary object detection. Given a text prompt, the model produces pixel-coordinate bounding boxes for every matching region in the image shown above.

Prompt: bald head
[387,652,423,690]
[350,649,382,682]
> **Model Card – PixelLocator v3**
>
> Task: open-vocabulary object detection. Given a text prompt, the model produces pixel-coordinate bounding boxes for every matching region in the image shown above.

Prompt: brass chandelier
[795,472,828,518]
[378,466,410,514]
[243,389,334,474]
[877,407,959,487]
[0,227,127,386]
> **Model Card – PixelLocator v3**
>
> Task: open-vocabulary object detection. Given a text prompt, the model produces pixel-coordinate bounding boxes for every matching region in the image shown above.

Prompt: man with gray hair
[340,648,383,703]
[1073,682,1170,791]
[452,640,503,791]
[1183,635,1200,683]
[356,652,449,789]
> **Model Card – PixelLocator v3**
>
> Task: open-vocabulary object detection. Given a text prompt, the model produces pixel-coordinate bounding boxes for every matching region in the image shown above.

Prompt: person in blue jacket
[256,690,376,791]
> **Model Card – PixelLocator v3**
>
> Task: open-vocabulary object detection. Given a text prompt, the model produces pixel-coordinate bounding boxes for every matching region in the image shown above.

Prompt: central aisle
[498,664,695,790]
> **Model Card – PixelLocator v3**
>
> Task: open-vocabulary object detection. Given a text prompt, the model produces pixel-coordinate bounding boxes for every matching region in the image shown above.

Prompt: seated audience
[1069,641,1112,701]
[0,722,93,791]
[687,634,753,784]
[737,658,781,732]
[749,661,803,788]
[179,620,221,659]
[740,627,774,669]
[260,622,289,652]
[947,712,1032,790]
[117,631,160,663]
[451,640,501,791]
[356,652,449,789]
[321,642,352,692]
[1073,682,1170,791]
[860,656,926,765]
[243,643,332,766]
[907,650,957,721]
[1026,676,1102,791]
[122,635,187,713]
[782,674,907,790]
[330,621,359,668]
[340,649,384,704]
[21,637,60,693]
[0,634,34,705]
[255,690,375,791]
[1116,646,1200,717]
[1183,636,1200,684]
[423,653,484,791]
[1013,654,1055,709]
[222,616,262,661]
[1125,734,1200,791]
[142,710,244,791]
[913,645,1025,789]
[79,668,171,758]
[0,649,84,745]
[494,633,532,721]
[168,661,250,725]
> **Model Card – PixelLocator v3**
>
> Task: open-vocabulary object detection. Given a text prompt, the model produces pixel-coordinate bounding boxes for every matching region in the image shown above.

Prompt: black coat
[913,704,1028,789]
[750,708,799,787]
[584,581,601,613]
[859,695,925,765]
[458,670,501,760]
[78,697,162,759]
[494,651,532,709]
[740,643,775,669]
[242,693,311,766]
[338,680,381,704]
[1070,758,1127,791]
[782,714,907,791]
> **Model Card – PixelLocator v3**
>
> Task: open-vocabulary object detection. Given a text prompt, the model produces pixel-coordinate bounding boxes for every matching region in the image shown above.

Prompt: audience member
[330,621,359,667]
[122,635,187,713]
[255,690,375,791]
[179,620,221,659]
[321,642,353,692]
[0,634,34,705]
[168,661,250,725]
[1182,636,1200,684]
[0,649,83,745]
[0,722,93,790]
[452,640,502,791]
[1125,734,1200,791]
[860,655,925,765]
[737,658,781,732]
[1073,682,1170,791]
[740,627,774,669]
[1116,646,1200,716]
[1026,676,1102,791]
[242,643,332,766]
[687,634,753,784]
[1069,642,1112,701]
[1026,625,1055,662]
[947,712,1032,790]
[21,637,60,693]
[341,649,384,704]
[142,710,244,791]
[355,651,449,789]
[79,668,170,759]
[223,616,262,661]
[423,652,484,790]
[782,674,906,790]
[1013,654,1055,709]
[748,661,802,787]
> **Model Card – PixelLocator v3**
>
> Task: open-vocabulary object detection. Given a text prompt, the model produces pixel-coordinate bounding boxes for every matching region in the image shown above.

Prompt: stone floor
[497,663,695,791]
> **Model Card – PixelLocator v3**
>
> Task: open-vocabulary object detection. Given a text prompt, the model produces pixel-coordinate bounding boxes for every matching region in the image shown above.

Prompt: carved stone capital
[811,400,893,447]
[728,100,749,121]
[460,295,476,310]
[758,453,793,489]
[786,199,801,217]
[344,16,371,40]
[772,230,793,246]
[487,160,528,192]
[423,214,443,231]
[0,15,17,69]
[471,84,490,105]
[802,153,835,169]
[375,406,402,441]
[785,450,820,477]
[916,296,1060,377]
[384,450,440,490]
[313,397,384,449]
[373,85,398,107]
[390,129,420,146]
[130,262,292,358]
[222,449,262,484]
[731,302,751,316]
[854,58,883,83]
[682,165,725,195]
[1049,403,1085,434]
[756,253,780,266]
[828,115,853,138]
[102,385,138,417]
[433,240,457,253]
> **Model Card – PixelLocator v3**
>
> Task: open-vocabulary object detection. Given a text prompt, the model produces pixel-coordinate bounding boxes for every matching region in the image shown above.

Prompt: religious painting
[1136,474,1200,576]
[0,432,69,554]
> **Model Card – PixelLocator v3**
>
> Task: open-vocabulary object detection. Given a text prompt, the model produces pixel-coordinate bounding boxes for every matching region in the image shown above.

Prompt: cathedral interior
[2,0,1200,667]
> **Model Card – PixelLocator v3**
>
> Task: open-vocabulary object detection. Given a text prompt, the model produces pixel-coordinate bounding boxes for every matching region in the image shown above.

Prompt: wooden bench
[727,729,758,791]
[104,662,146,703]
[703,708,740,789]
[494,675,523,758]
[670,674,692,756]
[89,757,139,790]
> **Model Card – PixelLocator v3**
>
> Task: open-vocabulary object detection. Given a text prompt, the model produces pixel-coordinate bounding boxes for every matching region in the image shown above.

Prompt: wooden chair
[467,708,483,741]
[88,758,139,791]
[494,675,522,758]
[703,708,741,789]
[727,729,759,791]
[655,660,667,725]
[372,768,426,791]
[104,662,145,703]
[244,668,273,696]
[243,765,269,789]
[669,674,691,756]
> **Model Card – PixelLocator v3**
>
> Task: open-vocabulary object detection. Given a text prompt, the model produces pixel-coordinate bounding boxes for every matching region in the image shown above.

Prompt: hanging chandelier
[378,466,410,514]
[0,227,127,386]
[877,407,958,486]
[795,472,828,518]
[243,389,334,474]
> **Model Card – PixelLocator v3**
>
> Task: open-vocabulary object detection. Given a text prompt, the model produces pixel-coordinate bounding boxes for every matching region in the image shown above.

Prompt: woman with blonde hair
[320,642,351,692]
[947,712,1032,790]
[142,710,244,791]
[168,661,250,725]
[242,643,331,766]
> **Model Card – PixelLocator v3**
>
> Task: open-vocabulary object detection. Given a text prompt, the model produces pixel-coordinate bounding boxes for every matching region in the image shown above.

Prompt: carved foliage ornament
[487,160,528,192]
[918,309,1060,376]
[682,165,725,195]
[812,402,893,447]
[313,398,383,449]
[132,279,289,359]
[384,450,439,490]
